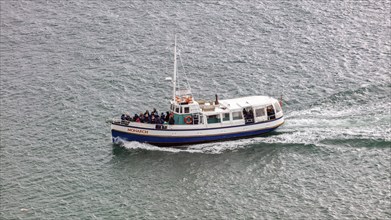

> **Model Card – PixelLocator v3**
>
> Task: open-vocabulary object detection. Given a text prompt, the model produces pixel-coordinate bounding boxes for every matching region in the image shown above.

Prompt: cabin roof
[219,96,277,110]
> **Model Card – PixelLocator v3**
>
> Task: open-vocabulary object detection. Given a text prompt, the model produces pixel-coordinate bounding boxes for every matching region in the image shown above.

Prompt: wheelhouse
[170,96,202,125]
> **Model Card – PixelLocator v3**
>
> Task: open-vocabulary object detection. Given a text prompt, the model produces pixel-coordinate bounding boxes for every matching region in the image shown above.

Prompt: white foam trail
[118,137,260,154]
[186,139,251,154]
[121,141,205,153]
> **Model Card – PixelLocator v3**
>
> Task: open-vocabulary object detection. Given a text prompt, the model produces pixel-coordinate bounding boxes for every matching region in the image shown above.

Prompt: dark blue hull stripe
[112,127,278,145]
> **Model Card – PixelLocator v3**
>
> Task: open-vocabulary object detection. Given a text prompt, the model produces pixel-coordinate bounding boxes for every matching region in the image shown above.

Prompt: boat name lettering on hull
[127,128,149,134]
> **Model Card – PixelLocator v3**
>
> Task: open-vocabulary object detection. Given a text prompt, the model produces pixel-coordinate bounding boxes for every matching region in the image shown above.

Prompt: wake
[115,102,390,154]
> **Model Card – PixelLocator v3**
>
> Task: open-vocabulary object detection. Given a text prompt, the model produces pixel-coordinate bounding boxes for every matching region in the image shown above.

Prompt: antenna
[172,34,177,102]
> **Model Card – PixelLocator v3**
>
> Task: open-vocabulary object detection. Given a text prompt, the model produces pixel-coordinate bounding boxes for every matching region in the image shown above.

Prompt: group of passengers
[121,108,174,124]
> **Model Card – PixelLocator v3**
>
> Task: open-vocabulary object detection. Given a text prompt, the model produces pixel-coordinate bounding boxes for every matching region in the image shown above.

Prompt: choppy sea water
[1,0,390,219]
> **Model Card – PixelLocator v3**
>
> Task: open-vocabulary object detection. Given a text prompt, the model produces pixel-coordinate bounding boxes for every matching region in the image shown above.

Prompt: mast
[172,35,177,102]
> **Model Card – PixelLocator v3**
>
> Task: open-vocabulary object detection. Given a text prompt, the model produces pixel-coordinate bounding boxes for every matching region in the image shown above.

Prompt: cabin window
[207,114,221,124]
[184,107,190,113]
[232,111,243,120]
[255,108,266,117]
[175,107,180,113]
[223,113,230,121]
[274,102,282,113]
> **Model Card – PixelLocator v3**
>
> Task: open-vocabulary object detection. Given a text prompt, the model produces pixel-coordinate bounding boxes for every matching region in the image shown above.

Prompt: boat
[111,37,284,146]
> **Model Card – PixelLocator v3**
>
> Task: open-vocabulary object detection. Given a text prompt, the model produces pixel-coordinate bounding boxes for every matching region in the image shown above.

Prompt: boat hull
[111,117,284,147]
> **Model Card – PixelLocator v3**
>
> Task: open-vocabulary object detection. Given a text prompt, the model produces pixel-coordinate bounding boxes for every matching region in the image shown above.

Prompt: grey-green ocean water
[1,0,390,219]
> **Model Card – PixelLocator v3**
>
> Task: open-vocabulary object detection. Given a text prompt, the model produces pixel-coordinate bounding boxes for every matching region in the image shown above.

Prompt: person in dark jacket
[139,114,145,123]
[243,108,247,117]
[155,115,161,124]
[165,111,170,122]
[169,115,175,125]
[144,110,150,119]
[125,113,131,121]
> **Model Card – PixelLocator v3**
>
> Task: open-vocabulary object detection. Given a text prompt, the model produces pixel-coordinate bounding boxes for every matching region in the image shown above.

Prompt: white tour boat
[111,37,284,146]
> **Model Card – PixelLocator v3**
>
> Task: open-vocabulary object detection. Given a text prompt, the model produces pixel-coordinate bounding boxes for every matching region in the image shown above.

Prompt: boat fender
[184,116,193,124]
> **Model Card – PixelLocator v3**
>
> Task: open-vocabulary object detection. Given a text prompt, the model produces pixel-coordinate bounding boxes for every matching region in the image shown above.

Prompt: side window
[274,102,282,113]
[223,113,230,121]
[232,111,243,120]
[175,107,180,113]
[207,114,221,124]
[255,108,265,117]
[184,107,190,113]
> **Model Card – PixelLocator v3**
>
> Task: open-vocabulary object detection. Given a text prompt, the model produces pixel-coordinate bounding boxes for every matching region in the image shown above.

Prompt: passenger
[267,107,274,115]
[165,111,170,122]
[169,116,175,125]
[155,115,160,124]
[121,114,126,121]
[125,112,131,121]
[161,112,165,121]
[135,117,141,123]
[151,115,156,124]
[143,110,150,123]
[139,114,145,123]
[243,108,247,117]
[151,108,158,115]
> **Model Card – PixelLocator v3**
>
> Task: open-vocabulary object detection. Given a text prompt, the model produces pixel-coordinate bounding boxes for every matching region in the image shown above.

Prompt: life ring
[184,116,193,124]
